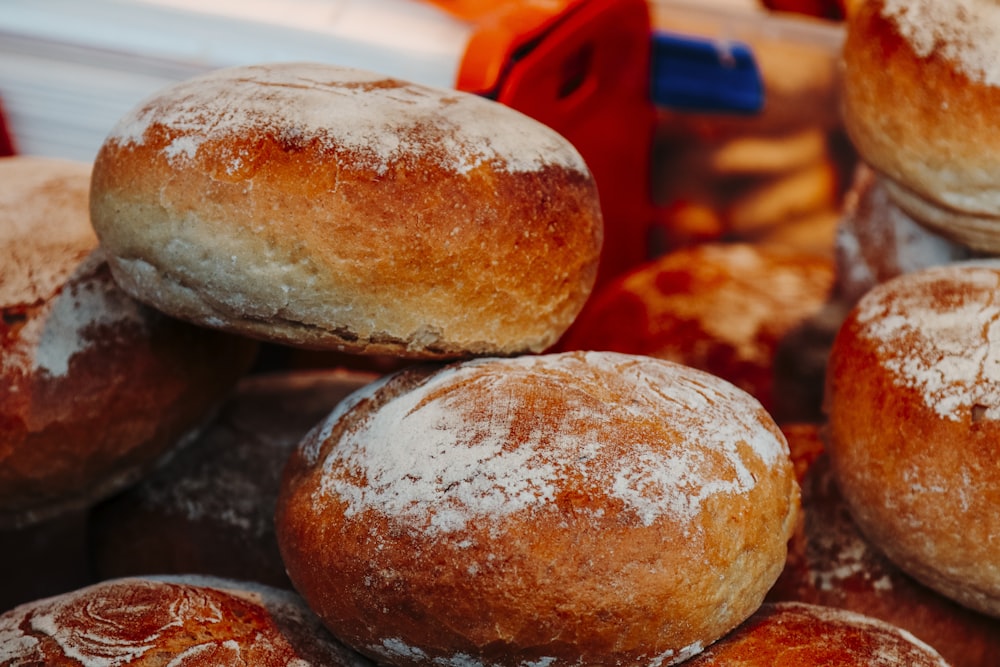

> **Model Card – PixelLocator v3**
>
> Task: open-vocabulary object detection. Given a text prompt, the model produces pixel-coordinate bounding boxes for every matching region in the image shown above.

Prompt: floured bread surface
[682,602,951,666]
[0,156,258,529]
[0,575,375,666]
[89,62,603,358]
[276,350,799,667]
[826,262,1000,617]
[842,1,1000,252]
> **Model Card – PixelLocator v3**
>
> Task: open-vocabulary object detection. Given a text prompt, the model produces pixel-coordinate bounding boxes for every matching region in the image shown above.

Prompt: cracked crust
[826,262,1000,616]
[0,575,375,666]
[89,62,603,359]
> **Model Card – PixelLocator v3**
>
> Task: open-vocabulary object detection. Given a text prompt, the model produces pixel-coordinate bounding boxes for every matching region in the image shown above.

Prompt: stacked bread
[833,0,1000,303]
[0,60,808,666]
[753,3,1000,665]
[5,7,995,661]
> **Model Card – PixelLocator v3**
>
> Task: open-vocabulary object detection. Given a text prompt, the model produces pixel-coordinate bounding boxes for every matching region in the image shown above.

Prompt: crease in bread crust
[108,255,538,357]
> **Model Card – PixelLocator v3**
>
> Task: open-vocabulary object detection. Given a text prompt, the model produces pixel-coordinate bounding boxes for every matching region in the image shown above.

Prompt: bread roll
[276,351,799,666]
[826,262,1000,616]
[89,369,376,589]
[682,602,951,666]
[0,156,258,529]
[770,425,1000,667]
[560,243,835,423]
[0,575,374,666]
[842,0,1000,252]
[89,62,603,359]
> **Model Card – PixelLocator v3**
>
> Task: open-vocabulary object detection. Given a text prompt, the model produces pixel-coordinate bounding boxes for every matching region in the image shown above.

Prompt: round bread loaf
[681,602,951,666]
[825,262,1000,617]
[835,164,975,308]
[0,575,374,666]
[89,369,376,589]
[559,243,835,423]
[89,62,603,359]
[276,350,799,667]
[842,0,1000,252]
[0,156,258,529]
[770,425,1000,667]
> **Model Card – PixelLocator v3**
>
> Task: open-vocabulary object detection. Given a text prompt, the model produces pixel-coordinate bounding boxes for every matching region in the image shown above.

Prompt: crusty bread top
[849,262,1000,422]
[298,350,792,538]
[0,575,374,666]
[106,63,589,177]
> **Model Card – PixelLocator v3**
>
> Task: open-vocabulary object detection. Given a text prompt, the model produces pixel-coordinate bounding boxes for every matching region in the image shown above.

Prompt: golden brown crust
[0,156,258,529]
[276,351,799,666]
[89,63,603,359]
[559,243,835,424]
[683,602,951,666]
[0,576,375,666]
[770,439,1000,667]
[825,263,1000,617]
[842,1,1000,252]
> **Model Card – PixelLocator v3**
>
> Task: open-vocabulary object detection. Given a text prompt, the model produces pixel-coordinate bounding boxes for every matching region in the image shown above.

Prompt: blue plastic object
[650,31,764,114]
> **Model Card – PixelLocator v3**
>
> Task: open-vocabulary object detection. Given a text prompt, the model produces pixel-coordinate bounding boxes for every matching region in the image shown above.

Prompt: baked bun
[842,0,1000,253]
[770,425,1000,667]
[560,243,835,423]
[276,350,799,666]
[89,62,603,359]
[825,262,1000,616]
[0,575,374,666]
[835,164,975,308]
[682,602,951,666]
[90,369,377,589]
[0,156,258,529]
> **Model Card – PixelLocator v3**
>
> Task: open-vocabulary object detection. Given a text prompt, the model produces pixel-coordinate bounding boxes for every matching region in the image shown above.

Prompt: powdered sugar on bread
[854,263,1000,421]
[881,0,1000,87]
[107,62,589,176]
[310,351,788,536]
